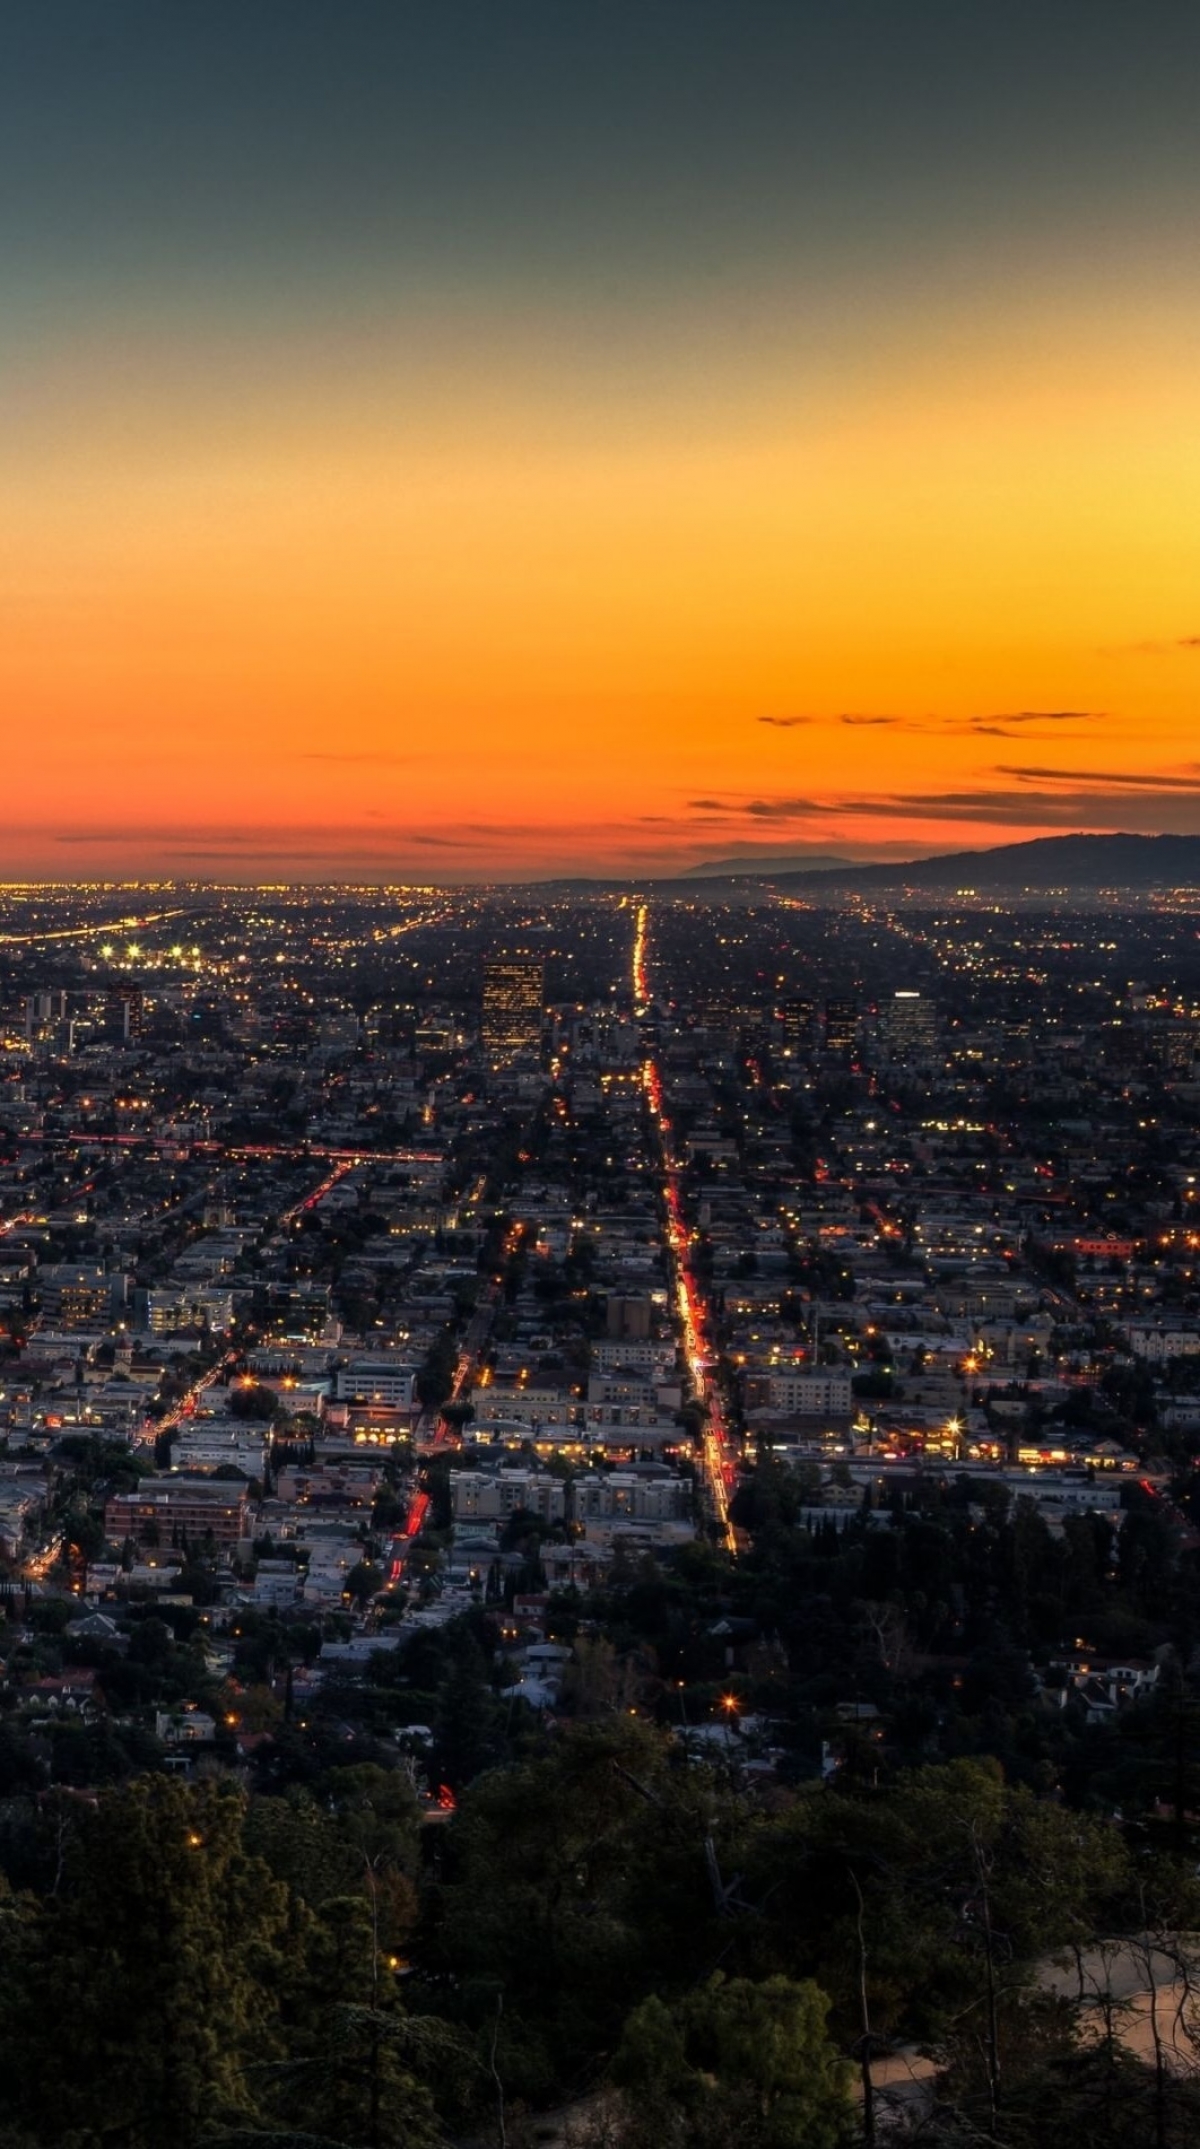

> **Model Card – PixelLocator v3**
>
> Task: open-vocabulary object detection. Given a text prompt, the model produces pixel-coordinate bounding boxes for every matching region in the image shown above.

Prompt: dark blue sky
[5,3,1199,327]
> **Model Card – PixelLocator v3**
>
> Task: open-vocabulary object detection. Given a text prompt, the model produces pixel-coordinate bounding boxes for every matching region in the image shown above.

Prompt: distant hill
[769,832,1200,893]
[685,851,854,878]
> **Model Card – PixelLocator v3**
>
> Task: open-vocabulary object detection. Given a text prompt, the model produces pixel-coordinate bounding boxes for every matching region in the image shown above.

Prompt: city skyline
[5,2,1200,880]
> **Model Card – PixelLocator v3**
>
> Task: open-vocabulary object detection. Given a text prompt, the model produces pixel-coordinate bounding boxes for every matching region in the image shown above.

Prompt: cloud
[756,710,911,733]
[49,817,671,856]
[998,764,1200,791]
[759,709,1104,738]
[688,782,1200,833]
[170,846,404,862]
[862,793,1068,818]
[937,710,1103,736]
[1114,636,1200,655]
[959,713,1104,738]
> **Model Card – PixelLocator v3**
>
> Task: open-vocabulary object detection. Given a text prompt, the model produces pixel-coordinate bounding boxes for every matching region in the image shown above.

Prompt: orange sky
[4,6,1200,879]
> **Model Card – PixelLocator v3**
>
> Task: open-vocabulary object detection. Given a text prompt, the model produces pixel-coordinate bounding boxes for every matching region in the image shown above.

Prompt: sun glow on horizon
[4,6,1200,878]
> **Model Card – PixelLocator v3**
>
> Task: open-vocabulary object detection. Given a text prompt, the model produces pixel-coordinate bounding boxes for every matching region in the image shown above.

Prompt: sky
[3,0,1200,882]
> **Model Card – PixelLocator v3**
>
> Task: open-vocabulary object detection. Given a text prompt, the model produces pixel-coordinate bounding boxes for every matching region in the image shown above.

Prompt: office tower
[824,997,859,1055]
[23,989,67,1040]
[779,998,815,1051]
[106,983,145,1043]
[884,990,938,1055]
[482,958,544,1057]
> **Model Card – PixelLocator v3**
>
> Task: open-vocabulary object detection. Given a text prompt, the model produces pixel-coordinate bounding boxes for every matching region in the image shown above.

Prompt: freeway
[0,907,189,947]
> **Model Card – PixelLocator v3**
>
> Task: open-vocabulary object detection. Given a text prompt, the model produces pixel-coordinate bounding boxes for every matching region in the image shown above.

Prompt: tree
[345,1559,383,1607]
[725,1754,1133,2140]
[229,1381,280,1421]
[432,1626,501,1790]
[427,1720,743,2102]
[0,1779,291,2149]
[259,1980,470,2149]
[613,1973,854,2149]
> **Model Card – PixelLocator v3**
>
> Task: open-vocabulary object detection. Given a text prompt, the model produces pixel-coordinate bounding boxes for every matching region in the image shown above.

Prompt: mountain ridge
[755,831,1200,892]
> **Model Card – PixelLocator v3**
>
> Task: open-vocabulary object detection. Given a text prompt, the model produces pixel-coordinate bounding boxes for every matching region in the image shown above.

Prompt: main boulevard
[634,903,738,1553]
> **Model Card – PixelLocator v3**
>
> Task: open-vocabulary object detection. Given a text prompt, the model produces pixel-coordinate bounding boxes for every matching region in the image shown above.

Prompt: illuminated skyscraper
[883,990,938,1055]
[824,997,858,1056]
[779,998,815,1051]
[482,958,544,1058]
[106,982,145,1043]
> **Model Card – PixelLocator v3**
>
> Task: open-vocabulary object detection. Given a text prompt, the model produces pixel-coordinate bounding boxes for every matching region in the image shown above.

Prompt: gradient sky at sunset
[4,1,1200,880]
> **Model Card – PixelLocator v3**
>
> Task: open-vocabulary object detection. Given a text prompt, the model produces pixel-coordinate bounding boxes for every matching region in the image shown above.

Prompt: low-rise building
[105,1476,250,1549]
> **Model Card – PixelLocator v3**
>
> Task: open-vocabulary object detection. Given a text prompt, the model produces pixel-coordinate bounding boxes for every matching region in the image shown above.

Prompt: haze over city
[5,1,1200,881]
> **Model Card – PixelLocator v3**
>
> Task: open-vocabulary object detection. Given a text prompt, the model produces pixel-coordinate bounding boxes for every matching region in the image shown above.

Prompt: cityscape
[3,871,1200,2142]
[7,2,1200,2146]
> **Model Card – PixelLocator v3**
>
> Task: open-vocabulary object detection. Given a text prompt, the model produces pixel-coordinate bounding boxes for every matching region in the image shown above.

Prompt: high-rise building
[883,990,938,1055]
[824,997,859,1055]
[106,983,144,1043]
[779,998,815,1051]
[23,989,67,1043]
[482,958,544,1058]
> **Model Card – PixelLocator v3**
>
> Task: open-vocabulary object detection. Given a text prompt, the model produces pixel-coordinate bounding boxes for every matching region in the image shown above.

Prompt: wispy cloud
[998,764,1200,790]
[962,713,1105,738]
[689,775,1200,833]
[759,709,1103,738]
[1114,636,1200,655]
